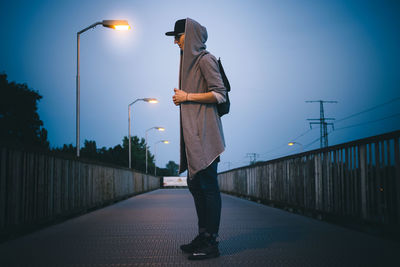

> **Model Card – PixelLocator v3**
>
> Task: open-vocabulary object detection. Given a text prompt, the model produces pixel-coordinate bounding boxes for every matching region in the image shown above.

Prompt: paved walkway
[0,189,399,266]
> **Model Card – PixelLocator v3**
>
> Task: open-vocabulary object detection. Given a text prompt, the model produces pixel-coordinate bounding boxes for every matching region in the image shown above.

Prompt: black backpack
[217,58,230,117]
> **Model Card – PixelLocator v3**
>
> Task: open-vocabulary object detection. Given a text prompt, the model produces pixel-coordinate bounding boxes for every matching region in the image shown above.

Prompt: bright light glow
[162,140,169,144]
[157,127,165,131]
[143,98,158,103]
[102,20,130,31]
[288,142,295,146]
[114,25,131,31]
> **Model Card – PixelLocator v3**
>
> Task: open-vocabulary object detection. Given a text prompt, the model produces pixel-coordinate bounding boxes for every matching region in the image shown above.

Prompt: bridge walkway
[0,189,399,266]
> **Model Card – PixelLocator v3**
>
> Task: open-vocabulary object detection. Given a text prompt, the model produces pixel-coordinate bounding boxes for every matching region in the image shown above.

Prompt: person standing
[166,18,226,260]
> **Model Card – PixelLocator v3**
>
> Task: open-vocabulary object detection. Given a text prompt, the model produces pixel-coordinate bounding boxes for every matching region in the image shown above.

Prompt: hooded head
[166,18,208,52]
[182,18,208,56]
[178,18,209,92]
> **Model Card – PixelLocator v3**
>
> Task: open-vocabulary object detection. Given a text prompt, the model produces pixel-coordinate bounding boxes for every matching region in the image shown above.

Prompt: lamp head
[162,140,169,144]
[156,127,165,131]
[143,98,158,104]
[102,20,131,30]
[288,142,295,146]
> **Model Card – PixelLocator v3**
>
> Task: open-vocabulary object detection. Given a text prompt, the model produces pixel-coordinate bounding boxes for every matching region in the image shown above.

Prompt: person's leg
[181,172,209,254]
[188,159,221,260]
[198,160,221,238]
[187,175,207,234]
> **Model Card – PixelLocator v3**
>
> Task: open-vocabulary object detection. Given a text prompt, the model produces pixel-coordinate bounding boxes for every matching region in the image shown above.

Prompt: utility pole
[306,100,337,148]
[246,153,259,165]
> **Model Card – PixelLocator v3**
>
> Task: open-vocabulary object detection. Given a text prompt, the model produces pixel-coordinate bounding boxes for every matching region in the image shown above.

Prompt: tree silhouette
[81,140,97,158]
[122,136,148,172]
[52,136,162,173]
[52,137,178,176]
[166,160,179,176]
[0,73,49,150]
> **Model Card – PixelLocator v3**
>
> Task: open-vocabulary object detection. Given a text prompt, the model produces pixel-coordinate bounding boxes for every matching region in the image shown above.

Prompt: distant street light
[128,98,158,169]
[76,20,130,157]
[154,140,169,176]
[145,127,165,174]
[288,141,304,152]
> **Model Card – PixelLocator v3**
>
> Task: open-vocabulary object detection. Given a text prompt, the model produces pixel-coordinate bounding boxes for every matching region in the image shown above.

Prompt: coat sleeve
[199,54,226,103]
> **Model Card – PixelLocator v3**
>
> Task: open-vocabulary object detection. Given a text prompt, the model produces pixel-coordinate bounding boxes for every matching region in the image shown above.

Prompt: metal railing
[0,147,160,238]
[219,130,400,231]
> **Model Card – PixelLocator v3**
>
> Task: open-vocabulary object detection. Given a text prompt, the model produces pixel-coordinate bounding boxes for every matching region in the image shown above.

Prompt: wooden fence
[219,130,400,236]
[0,148,160,237]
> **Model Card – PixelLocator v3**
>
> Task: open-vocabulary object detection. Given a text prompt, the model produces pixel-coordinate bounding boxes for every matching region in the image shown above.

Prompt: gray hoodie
[178,18,226,178]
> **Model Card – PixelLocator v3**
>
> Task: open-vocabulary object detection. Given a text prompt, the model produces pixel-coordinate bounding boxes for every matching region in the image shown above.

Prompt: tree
[53,144,76,155]
[166,160,179,176]
[0,73,49,150]
[122,135,148,172]
[81,140,97,158]
[52,135,161,173]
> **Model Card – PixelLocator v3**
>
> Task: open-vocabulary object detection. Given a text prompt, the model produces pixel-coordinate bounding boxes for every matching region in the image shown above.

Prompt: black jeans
[187,159,221,236]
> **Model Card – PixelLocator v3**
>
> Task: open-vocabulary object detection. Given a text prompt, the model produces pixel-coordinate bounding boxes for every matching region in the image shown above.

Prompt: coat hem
[188,149,225,179]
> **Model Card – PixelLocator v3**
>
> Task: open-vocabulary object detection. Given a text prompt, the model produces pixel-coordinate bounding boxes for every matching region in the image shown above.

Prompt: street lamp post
[76,20,130,157]
[145,127,165,174]
[154,140,169,176]
[288,141,304,152]
[128,98,158,169]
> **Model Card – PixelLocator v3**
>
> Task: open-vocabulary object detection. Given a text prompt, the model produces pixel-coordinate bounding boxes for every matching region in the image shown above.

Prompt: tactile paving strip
[0,189,399,266]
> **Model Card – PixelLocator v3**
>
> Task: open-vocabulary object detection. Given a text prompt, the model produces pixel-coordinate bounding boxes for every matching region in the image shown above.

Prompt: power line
[334,112,400,131]
[260,143,287,156]
[292,128,313,141]
[303,137,321,150]
[261,128,315,157]
[335,96,400,123]
[261,97,400,159]
[305,98,400,148]
[303,112,400,150]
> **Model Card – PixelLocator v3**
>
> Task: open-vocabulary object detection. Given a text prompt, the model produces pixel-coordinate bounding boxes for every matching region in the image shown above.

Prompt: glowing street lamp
[128,98,158,169]
[144,98,158,103]
[76,20,130,157]
[145,127,165,174]
[288,141,304,152]
[102,20,131,30]
[154,140,169,176]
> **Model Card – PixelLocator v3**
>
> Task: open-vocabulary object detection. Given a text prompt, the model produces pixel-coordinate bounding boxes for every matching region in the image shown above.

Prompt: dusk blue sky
[1,0,399,172]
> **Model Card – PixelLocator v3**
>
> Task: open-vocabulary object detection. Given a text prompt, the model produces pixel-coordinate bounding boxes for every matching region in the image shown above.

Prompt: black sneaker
[180,233,207,253]
[188,238,220,260]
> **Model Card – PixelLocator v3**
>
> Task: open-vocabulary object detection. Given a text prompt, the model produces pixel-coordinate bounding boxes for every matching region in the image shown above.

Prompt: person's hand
[173,88,188,106]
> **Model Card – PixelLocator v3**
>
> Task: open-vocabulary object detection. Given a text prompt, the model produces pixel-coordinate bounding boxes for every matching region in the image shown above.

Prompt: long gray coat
[178,18,226,178]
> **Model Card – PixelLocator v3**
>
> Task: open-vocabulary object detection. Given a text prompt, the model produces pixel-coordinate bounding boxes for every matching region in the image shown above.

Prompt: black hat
[165,19,186,36]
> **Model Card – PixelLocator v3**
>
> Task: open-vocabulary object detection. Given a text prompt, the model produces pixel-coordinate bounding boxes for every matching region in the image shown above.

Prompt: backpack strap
[218,58,231,92]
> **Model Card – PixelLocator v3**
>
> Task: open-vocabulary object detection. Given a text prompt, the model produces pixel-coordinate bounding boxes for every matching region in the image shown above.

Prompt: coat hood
[180,18,209,92]
[183,18,208,60]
